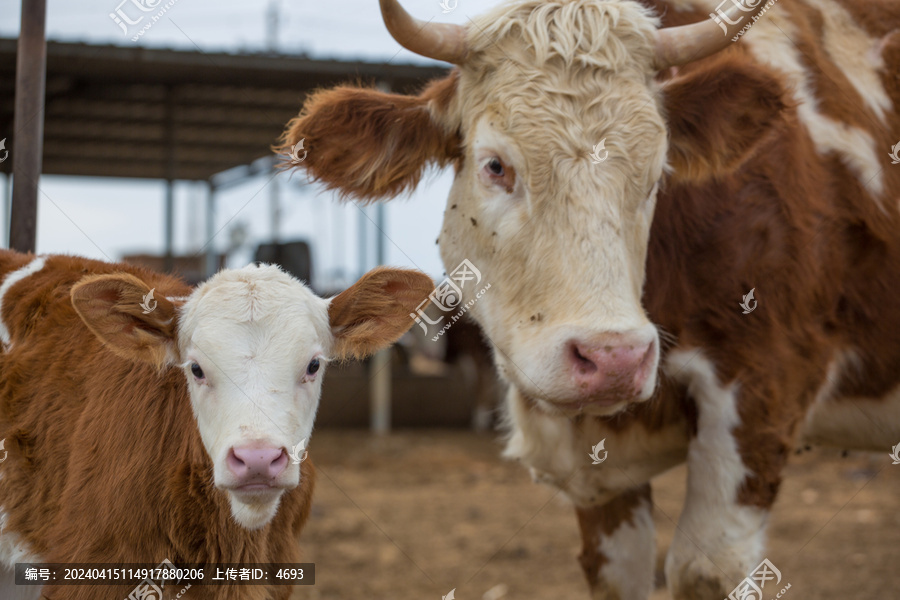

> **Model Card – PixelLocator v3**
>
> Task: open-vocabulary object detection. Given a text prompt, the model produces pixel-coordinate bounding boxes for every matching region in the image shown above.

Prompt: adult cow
[280,0,900,598]
[0,250,432,599]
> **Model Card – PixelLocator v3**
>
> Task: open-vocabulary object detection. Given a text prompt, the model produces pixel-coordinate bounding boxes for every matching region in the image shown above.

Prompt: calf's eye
[487,157,504,176]
[306,358,320,376]
[190,362,204,379]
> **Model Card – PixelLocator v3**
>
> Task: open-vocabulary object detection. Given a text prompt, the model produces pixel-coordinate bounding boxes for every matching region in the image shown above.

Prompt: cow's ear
[664,60,786,182]
[277,72,461,202]
[328,268,434,361]
[71,273,179,369]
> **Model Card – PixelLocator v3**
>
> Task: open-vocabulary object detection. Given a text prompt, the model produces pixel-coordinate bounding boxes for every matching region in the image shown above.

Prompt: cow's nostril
[570,343,599,372]
[226,447,247,476]
[270,450,288,475]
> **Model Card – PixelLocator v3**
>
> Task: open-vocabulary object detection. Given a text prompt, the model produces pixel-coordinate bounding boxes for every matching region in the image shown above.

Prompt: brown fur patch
[663,56,788,182]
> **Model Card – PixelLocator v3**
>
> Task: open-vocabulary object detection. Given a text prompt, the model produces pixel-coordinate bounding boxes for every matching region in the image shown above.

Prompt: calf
[0,250,432,599]
[280,0,900,598]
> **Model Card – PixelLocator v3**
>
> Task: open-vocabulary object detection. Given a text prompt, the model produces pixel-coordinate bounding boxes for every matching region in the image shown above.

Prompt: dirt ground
[290,430,900,600]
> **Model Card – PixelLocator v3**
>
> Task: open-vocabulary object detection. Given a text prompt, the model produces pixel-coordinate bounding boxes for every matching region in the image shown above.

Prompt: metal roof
[0,39,448,181]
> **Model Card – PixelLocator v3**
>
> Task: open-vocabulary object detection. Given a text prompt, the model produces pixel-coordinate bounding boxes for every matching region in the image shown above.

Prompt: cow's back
[642,0,900,444]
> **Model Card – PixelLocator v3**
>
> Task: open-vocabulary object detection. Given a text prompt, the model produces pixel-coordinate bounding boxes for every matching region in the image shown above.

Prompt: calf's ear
[71,273,179,369]
[328,268,435,361]
[276,72,460,202]
[664,59,787,182]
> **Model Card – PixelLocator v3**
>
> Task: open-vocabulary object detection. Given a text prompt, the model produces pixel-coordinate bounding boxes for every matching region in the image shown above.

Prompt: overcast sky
[0,0,502,287]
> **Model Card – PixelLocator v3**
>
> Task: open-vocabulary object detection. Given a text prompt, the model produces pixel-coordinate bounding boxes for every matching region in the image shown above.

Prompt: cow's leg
[664,352,786,600]
[576,484,655,600]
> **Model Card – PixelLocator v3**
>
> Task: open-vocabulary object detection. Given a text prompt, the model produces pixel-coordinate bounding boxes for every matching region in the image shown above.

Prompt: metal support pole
[163,180,175,271]
[370,349,391,434]
[9,0,47,253]
[270,159,280,244]
[331,203,344,286]
[375,203,386,265]
[205,181,217,278]
[163,87,175,272]
[357,205,368,278]
[3,174,11,248]
[369,172,391,434]
[187,181,201,252]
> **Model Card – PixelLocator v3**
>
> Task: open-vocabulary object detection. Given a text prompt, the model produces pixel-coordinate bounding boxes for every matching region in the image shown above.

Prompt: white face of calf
[176,267,328,528]
[72,265,433,530]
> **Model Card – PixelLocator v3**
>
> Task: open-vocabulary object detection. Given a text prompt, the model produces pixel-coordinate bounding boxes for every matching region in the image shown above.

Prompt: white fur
[0,472,44,599]
[502,386,688,506]
[597,497,656,600]
[744,14,885,199]
[663,350,767,595]
[802,350,900,450]
[803,388,900,450]
[0,527,42,568]
[176,264,331,529]
[817,0,893,124]
[0,256,47,348]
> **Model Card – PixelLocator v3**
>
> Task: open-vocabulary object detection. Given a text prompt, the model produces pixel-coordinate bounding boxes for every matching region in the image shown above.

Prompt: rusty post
[9,0,47,253]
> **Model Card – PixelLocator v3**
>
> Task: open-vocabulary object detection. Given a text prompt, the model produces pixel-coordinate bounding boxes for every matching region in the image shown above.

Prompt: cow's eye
[306,358,320,376]
[190,362,205,380]
[480,156,516,193]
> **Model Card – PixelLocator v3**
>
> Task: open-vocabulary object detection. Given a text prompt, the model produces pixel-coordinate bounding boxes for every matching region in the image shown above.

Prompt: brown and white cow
[279,0,900,598]
[0,250,432,599]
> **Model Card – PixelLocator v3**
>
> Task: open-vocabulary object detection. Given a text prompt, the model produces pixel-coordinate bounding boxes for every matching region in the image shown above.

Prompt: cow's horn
[379,0,468,64]
[654,1,769,68]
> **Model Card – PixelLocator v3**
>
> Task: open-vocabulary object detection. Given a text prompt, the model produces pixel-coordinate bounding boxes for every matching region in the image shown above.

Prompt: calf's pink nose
[227,446,288,483]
